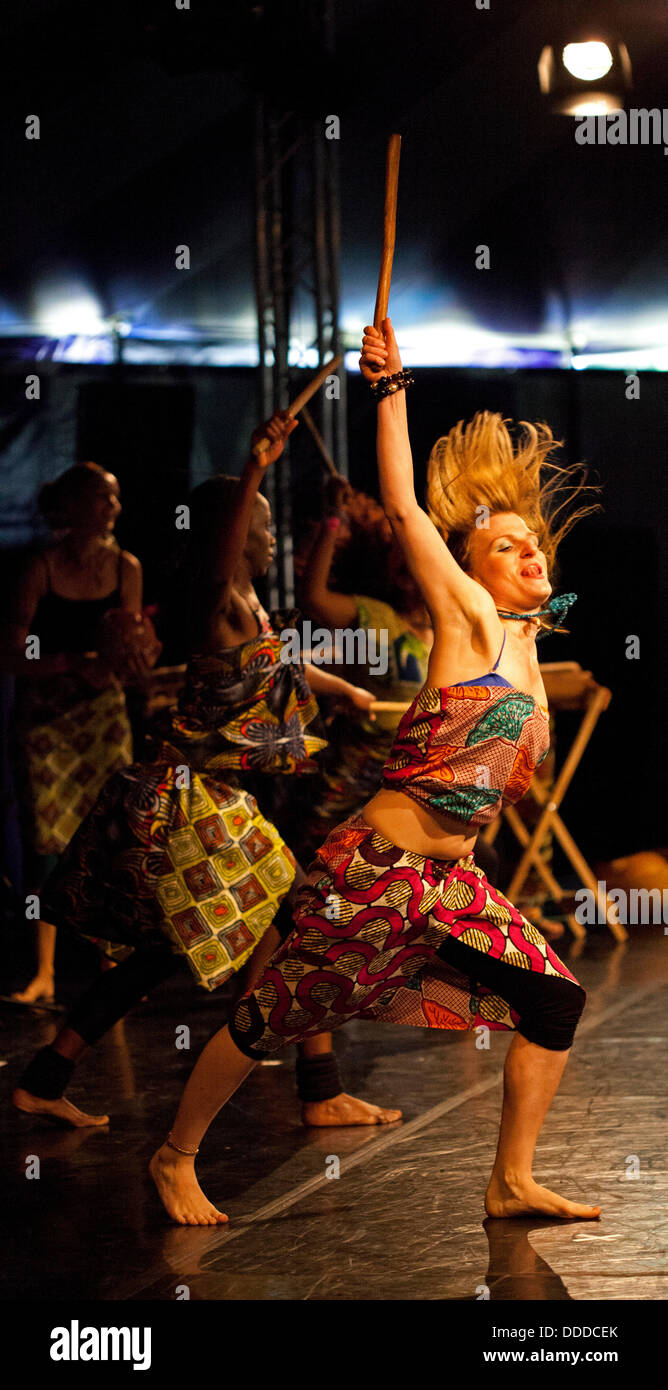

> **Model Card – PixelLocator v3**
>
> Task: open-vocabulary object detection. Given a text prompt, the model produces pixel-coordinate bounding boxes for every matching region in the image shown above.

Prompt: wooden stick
[373,134,402,330]
[300,406,339,477]
[369,700,411,712]
[289,354,342,417]
[253,355,342,456]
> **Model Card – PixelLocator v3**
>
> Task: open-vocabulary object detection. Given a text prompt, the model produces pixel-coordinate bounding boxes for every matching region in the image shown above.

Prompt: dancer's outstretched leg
[435,934,600,1220]
[484,1034,601,1220]
[12,944,179,1128]
[150,1024,256,1225]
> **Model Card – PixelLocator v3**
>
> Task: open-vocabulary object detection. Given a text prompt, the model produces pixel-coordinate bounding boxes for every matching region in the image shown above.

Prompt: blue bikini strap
[491,630,506,672]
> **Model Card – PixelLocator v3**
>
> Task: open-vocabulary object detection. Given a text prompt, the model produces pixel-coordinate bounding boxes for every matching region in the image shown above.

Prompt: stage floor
[2,928,666,1302]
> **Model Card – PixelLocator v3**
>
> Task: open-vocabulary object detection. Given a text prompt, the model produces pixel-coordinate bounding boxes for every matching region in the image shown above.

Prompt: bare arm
[119,551,143,614]
[206,412,297,601]
[361,321,493,631]
[303,661,375,714]
[190,412,298,649]
[301,491,358,628]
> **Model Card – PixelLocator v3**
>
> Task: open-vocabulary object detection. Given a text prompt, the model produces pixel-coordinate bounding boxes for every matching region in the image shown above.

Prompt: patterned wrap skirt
[40,754,296,991]
[229,812,582,1058]
[13,678,133,859]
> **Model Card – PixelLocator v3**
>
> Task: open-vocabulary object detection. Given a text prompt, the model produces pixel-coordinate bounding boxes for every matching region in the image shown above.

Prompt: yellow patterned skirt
[15,681,133,858]
[40,756,296,990]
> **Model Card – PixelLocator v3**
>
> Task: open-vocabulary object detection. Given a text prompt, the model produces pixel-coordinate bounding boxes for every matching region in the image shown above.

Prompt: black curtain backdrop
[76,380,194,602]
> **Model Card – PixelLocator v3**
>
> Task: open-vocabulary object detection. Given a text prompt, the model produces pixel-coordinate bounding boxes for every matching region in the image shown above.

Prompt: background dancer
[12,413,398,1130]
[149,319,601,1226]
[168,433,401,1126]
[7,463,150,1004]
[297,474,432,858]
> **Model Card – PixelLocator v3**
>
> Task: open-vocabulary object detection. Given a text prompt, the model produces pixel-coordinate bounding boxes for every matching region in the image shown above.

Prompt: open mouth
[520,564,543,578]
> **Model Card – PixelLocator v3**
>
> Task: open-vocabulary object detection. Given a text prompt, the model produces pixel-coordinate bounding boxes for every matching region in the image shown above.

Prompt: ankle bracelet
[166,1134,199,1157]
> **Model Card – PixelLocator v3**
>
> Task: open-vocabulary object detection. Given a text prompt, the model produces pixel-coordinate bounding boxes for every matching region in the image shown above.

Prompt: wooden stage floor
[1,927,666,1302]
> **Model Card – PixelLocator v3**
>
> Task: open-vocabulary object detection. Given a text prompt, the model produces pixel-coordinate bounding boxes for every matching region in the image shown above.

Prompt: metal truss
[254,47,347,606]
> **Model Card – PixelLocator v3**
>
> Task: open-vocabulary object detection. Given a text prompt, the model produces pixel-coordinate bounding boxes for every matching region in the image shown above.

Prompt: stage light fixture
[538,30,631,115]
[562,41,613,81]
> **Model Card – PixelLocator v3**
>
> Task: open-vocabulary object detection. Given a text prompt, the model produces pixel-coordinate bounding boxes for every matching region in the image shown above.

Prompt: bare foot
[12,1087,109,1128]
[149,1144,228,1226]
[485,1170,601,1220]
[302,1091,403,1127]
[11,974,55,1004]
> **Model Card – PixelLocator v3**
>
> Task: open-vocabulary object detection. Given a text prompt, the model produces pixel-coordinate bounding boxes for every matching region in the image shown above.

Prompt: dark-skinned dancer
[163,416,401,1125]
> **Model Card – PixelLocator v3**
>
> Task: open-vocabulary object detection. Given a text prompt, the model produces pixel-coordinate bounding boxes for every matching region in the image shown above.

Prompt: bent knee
[520,977,586,1051]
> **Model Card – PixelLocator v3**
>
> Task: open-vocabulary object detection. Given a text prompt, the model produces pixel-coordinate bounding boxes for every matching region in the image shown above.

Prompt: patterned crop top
[381,633,550,826]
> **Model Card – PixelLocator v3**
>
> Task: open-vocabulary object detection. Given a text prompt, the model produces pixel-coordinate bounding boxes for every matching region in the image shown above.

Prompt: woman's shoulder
[118,548,142,574]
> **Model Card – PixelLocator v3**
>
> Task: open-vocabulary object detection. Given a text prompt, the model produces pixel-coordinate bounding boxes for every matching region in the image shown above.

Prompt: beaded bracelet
[369,369,415,401]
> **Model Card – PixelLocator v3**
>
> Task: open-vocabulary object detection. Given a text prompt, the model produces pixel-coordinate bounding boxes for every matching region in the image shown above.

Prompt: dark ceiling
[2,0,668,365]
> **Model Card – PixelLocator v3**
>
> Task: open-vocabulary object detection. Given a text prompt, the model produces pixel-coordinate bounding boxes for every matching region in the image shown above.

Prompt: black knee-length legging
[436,934,585,1051]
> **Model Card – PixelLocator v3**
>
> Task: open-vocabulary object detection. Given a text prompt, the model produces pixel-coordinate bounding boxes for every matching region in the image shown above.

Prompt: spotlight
[562,41,612,82]
[538,30,631,115]
[37,288,106,337]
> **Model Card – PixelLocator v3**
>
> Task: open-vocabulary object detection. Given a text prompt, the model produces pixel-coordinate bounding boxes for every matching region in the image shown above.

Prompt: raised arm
[300,476,358,628]
[360,320,491,630]
[207,411,297,599]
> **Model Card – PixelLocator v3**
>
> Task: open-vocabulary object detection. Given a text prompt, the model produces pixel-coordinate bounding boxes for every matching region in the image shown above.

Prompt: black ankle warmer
[296,1051,342,1103]
[18,1045,75,1100]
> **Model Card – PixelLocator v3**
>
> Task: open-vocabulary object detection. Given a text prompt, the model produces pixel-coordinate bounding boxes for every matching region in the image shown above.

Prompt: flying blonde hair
[426,411,600,578]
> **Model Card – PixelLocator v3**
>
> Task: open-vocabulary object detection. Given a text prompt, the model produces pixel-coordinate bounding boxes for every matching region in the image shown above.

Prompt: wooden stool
[481,675,626,942]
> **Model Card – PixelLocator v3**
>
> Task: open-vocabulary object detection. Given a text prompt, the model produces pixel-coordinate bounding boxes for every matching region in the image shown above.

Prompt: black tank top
[31,552,122,654]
